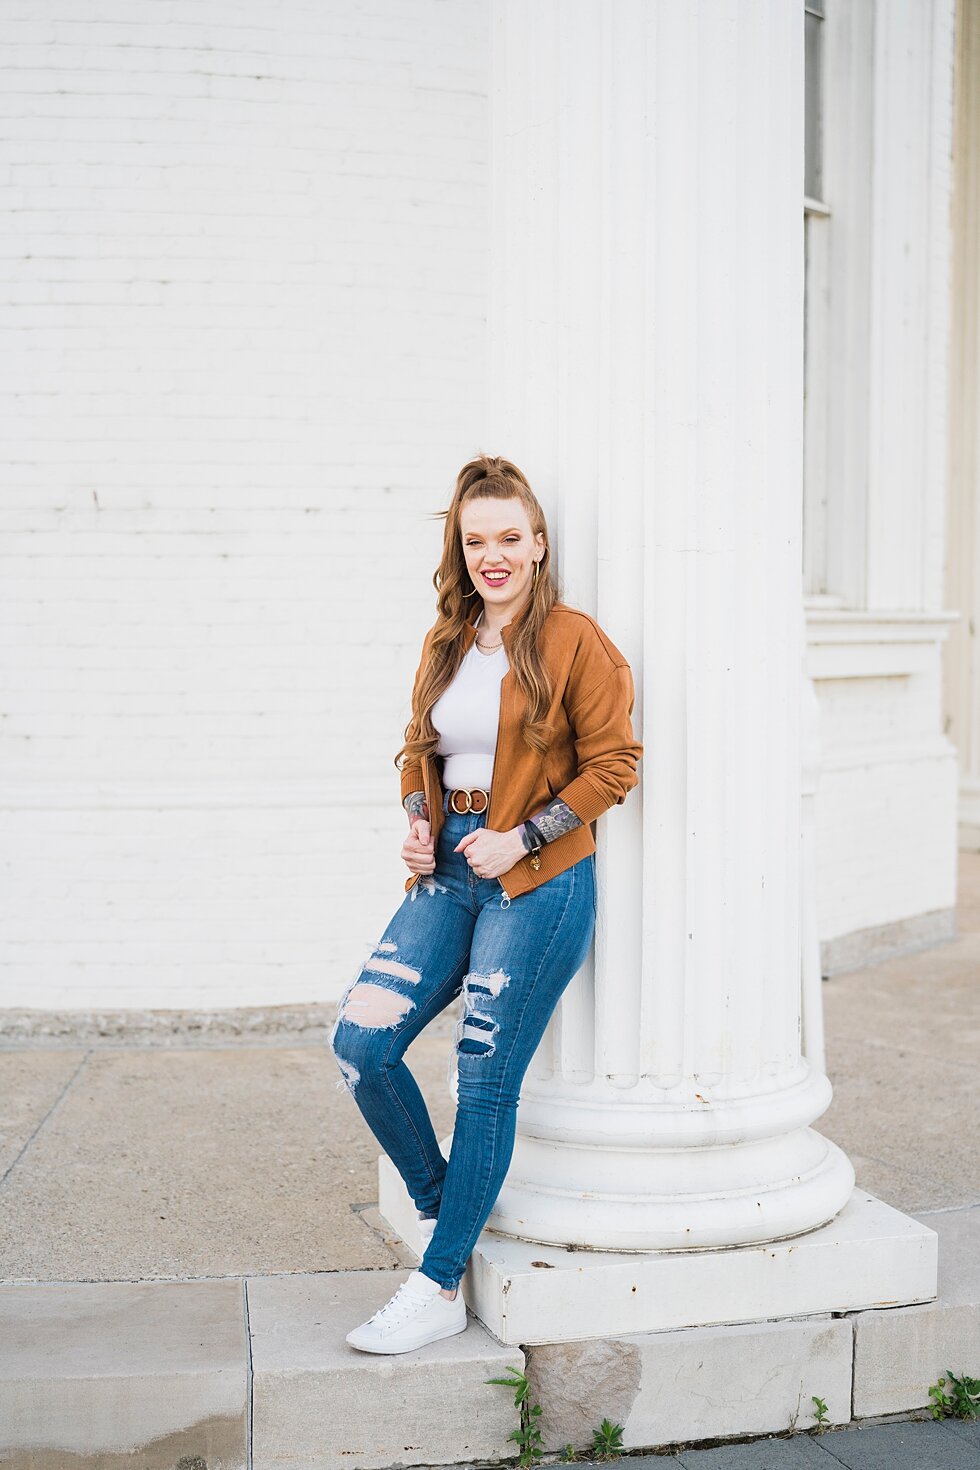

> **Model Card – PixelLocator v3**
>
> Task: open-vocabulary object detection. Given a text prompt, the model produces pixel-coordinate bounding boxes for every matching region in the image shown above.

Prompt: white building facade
[0,0,976,1014]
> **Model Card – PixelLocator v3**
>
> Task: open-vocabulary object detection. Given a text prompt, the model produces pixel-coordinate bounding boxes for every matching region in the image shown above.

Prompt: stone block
[851,1204,980,1416]
[0,1279,247,1469]
[527,1315,852,1453]
[247,1269,523,1470]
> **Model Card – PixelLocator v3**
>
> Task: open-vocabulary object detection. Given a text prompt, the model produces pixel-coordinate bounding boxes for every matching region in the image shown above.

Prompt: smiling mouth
[482,571,510,584]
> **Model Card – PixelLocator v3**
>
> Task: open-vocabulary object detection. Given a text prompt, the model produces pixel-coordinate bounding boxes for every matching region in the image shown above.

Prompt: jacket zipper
[421,753,434,885]
[487,672,536,887]
[405,754,433,893]
[487,683,510,907]
[485,671,508,832]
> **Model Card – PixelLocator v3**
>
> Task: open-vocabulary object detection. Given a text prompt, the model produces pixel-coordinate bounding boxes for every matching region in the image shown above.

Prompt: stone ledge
[379,1165,938,1344]
[851,1204,980,1417]
[0,1004,456,1049]
[820,909,956,977]
[0,1003,341,1048]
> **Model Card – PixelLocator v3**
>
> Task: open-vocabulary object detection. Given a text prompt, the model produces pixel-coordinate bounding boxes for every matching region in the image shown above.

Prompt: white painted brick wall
[0,0,489,1008]
[0,1,959,1010]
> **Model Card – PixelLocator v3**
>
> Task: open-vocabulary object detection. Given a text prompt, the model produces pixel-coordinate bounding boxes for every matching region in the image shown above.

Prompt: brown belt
[447,786,490,814]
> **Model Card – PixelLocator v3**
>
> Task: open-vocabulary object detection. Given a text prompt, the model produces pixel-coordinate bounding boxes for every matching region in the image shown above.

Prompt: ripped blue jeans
[329,791,596,1292]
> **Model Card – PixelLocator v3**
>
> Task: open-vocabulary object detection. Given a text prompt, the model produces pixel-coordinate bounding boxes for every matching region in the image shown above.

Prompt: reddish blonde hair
[394,454,562,776]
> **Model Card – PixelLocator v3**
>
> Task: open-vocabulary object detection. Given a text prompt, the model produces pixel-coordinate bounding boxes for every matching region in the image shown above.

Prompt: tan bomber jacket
[399,601,643,900]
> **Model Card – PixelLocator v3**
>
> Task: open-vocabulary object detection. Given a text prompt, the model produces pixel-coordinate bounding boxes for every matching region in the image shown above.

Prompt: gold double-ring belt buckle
[449,787,489,814]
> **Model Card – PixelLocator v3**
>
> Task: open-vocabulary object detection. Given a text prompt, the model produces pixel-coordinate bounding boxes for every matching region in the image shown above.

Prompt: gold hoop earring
[532,559,541,587]
[462,582,480,598]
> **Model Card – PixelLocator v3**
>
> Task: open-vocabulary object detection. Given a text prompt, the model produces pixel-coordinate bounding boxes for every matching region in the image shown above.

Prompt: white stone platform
[518,1203,980,1454]
[379,1156,939,1345]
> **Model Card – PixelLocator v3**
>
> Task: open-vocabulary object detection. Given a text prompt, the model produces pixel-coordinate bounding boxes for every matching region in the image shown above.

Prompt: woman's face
[460,496,546,620]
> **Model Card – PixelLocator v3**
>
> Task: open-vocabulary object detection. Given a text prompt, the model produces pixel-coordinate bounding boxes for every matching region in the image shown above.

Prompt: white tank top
[431,611,509,790]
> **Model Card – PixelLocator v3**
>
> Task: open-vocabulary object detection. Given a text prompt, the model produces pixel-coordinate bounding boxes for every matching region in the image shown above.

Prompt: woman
[330,454,642,1353]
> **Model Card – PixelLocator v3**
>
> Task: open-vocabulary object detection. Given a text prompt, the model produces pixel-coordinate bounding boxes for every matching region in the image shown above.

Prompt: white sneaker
[345,1268,467,1354]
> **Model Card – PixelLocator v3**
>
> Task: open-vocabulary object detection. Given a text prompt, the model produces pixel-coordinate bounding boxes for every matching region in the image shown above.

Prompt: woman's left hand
[454,826,527,879]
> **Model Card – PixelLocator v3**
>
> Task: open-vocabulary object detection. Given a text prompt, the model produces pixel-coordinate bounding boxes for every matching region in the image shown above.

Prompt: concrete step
[0,1277,249,1470]
[0,1268,521,1470]
[0,1207,976,1468]
[246,1268,522,1470]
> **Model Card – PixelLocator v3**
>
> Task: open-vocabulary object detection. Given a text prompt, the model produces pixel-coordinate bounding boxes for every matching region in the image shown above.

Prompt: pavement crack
[810,1431,853,1466]
[0,1048,92,1193]
[243,1278,254,1470]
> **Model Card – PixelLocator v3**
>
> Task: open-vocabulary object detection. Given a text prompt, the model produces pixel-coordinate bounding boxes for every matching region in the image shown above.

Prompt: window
[803,0,834,601]
[804,1,825,202]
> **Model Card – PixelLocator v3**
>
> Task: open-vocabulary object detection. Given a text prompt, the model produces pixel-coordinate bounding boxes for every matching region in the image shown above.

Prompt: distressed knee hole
[463,967,511,1000]
[339,981,416,1029]
[458,1009,497,1054]
[451,969,508,1061]
[362,956,421,984]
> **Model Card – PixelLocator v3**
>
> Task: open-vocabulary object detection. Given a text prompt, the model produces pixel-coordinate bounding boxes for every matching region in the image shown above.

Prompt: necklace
[474,612,503,654]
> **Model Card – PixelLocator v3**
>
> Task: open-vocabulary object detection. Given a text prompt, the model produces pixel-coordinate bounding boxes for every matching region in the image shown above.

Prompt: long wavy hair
[394,454,563,778]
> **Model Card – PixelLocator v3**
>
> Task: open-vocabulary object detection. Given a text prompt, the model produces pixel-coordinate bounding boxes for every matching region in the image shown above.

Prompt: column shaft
[487,0,853,1250]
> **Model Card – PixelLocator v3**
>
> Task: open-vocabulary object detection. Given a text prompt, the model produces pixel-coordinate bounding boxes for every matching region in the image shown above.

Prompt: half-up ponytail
[393,454,562,777]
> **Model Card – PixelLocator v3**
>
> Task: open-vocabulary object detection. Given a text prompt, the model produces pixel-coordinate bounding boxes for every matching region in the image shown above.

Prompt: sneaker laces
[369,1278,435,1330]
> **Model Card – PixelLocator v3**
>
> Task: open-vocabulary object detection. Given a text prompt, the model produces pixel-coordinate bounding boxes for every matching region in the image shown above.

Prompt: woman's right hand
[402,818,436,874]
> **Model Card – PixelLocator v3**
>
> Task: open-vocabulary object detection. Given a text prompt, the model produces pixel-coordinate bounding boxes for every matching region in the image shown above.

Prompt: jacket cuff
[400,764,424,804]
[552,773,618,828]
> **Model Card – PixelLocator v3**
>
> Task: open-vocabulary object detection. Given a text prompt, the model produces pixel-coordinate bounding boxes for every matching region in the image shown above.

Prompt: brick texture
[0,0,488,1007]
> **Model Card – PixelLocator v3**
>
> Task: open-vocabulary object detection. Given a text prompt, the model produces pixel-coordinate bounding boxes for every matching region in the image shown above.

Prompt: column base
[491,1121,857,1250]
[495,1069,858,1250]
[378,1154,937,1346]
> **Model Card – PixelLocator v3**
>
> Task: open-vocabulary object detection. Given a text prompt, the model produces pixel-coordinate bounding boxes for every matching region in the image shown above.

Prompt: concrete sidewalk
[0,856,978,1467]
[627,1418,980,1466]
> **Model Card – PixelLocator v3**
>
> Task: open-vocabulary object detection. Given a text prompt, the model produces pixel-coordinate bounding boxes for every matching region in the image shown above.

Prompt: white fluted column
[485,0,854,1251]
[380,0,939,1340]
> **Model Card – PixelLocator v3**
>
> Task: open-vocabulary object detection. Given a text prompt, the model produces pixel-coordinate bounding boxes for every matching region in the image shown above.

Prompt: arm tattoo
[403,790,430,825]
[520,797,583,850]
